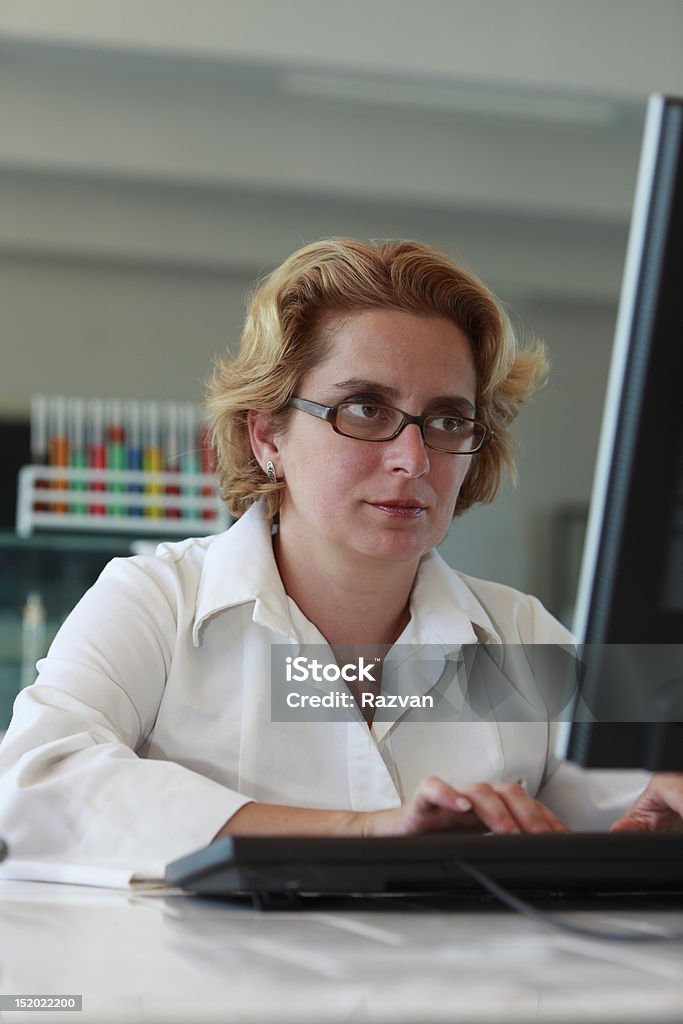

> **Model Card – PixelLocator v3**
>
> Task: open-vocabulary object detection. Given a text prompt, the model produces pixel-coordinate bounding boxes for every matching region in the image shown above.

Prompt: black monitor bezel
[566,94,683,770]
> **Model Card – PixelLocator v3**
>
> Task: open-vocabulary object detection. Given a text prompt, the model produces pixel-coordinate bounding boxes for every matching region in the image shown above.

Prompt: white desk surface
[1,880,682,1023]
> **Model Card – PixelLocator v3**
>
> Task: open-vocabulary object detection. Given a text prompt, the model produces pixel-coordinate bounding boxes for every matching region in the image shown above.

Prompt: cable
[457,860,683,942]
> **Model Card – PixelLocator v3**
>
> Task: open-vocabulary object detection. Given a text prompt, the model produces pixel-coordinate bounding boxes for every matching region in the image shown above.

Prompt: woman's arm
[0,556,246,876]
[214,776,570,839]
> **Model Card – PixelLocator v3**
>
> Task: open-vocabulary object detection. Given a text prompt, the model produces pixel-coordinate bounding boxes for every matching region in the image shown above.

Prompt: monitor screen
[563,93,683,770]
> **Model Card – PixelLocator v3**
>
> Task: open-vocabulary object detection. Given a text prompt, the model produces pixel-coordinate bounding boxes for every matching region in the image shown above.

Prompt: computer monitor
[564,93,683,770]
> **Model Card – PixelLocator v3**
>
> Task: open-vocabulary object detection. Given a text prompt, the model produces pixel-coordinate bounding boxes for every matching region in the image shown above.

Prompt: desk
[1,881,683,1023]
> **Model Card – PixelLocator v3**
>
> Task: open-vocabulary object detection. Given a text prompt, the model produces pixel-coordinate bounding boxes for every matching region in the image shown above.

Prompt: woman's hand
[611,773,683,833]
[362,775,570,837]
[215,776,570,840]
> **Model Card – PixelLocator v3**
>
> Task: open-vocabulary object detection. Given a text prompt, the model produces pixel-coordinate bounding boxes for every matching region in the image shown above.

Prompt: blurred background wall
[2,0,683,622]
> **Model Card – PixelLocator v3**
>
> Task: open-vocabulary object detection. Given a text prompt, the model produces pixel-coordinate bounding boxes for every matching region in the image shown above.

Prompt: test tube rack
[16,465,230,537]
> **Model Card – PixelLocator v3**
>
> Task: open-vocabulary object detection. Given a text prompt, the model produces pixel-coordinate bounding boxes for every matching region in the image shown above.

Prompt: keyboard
[165,832,683,902]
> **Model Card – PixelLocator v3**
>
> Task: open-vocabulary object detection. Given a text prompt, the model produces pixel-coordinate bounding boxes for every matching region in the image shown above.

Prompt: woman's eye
[433,415,465,433]
[348,403,382,420]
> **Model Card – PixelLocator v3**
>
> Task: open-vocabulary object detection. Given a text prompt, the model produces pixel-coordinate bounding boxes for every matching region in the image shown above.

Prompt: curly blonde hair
[207,238,548,520]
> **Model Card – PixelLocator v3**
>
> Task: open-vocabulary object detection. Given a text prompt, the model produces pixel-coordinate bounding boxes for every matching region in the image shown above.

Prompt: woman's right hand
[361,775,570,837]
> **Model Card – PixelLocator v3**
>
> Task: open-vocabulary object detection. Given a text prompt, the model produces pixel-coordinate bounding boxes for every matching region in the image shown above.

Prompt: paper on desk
[0,858,169,891]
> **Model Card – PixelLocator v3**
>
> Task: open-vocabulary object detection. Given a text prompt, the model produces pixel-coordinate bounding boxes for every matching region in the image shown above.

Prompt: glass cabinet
[0,532,138,730]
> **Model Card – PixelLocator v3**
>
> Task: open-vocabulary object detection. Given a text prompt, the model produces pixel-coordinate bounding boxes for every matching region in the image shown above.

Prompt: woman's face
[273,308,478,573]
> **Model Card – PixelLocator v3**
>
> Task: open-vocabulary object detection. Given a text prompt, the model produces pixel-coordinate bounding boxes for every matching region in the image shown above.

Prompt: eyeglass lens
[335,403,484,452]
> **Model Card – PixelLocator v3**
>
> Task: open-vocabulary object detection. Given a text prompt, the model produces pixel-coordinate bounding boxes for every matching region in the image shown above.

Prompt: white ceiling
[1,0,682,303]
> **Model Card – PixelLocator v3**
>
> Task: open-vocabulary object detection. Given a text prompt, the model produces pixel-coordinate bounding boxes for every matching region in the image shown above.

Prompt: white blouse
[0,501,646,877]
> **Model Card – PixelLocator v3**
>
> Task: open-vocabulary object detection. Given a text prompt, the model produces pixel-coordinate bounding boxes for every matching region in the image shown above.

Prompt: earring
[266,460,277,484]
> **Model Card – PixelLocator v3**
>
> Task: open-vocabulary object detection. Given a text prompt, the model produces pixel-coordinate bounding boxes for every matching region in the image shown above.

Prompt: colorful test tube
[31,394,49,510]
[106,399,126,517]
[88,398,107,516]
[164,402,182,518]
[143,401,164,517]
[126,400,144,516]
[179,403,201,520]
[69,397,88,515]
[48,396,70,514]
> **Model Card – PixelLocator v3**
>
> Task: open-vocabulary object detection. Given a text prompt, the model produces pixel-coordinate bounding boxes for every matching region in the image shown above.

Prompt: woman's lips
[368,501,427,518]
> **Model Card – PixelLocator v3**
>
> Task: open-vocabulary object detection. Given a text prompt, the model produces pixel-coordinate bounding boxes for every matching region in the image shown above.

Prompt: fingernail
[454,797,472,812]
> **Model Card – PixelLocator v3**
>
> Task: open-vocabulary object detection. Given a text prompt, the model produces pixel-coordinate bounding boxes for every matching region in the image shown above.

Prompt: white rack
[16,465,230,537]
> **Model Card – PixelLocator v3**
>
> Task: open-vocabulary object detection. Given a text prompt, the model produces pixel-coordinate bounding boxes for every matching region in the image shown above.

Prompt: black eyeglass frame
[287,397,492,454]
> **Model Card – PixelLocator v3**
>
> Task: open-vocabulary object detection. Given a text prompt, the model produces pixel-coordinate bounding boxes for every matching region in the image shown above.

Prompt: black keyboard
[166,831,683,901]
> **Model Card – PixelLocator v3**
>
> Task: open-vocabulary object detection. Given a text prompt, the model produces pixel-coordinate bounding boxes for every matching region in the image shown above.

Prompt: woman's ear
[247,410,280,476]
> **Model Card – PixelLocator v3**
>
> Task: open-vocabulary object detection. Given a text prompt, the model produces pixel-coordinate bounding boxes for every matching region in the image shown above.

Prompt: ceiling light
[281,71,617,127]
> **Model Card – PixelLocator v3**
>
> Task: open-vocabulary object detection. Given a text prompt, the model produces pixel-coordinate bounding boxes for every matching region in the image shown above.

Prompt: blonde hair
[207,238,548,519]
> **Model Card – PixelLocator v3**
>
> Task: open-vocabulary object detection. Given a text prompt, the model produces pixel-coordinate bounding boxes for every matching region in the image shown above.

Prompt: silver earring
[266,460,277,484]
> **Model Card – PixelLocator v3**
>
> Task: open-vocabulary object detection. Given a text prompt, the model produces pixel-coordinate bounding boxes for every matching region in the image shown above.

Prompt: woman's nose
[384,422,431,476]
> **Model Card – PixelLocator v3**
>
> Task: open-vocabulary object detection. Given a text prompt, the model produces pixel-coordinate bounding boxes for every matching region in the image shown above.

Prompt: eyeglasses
[287,397,492,454]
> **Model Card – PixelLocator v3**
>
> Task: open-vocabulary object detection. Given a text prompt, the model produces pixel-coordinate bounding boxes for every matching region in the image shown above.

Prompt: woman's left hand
[611,773,683,832]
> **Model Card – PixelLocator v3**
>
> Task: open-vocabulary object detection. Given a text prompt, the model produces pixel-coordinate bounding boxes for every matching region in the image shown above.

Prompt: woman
[0,239,680,876]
